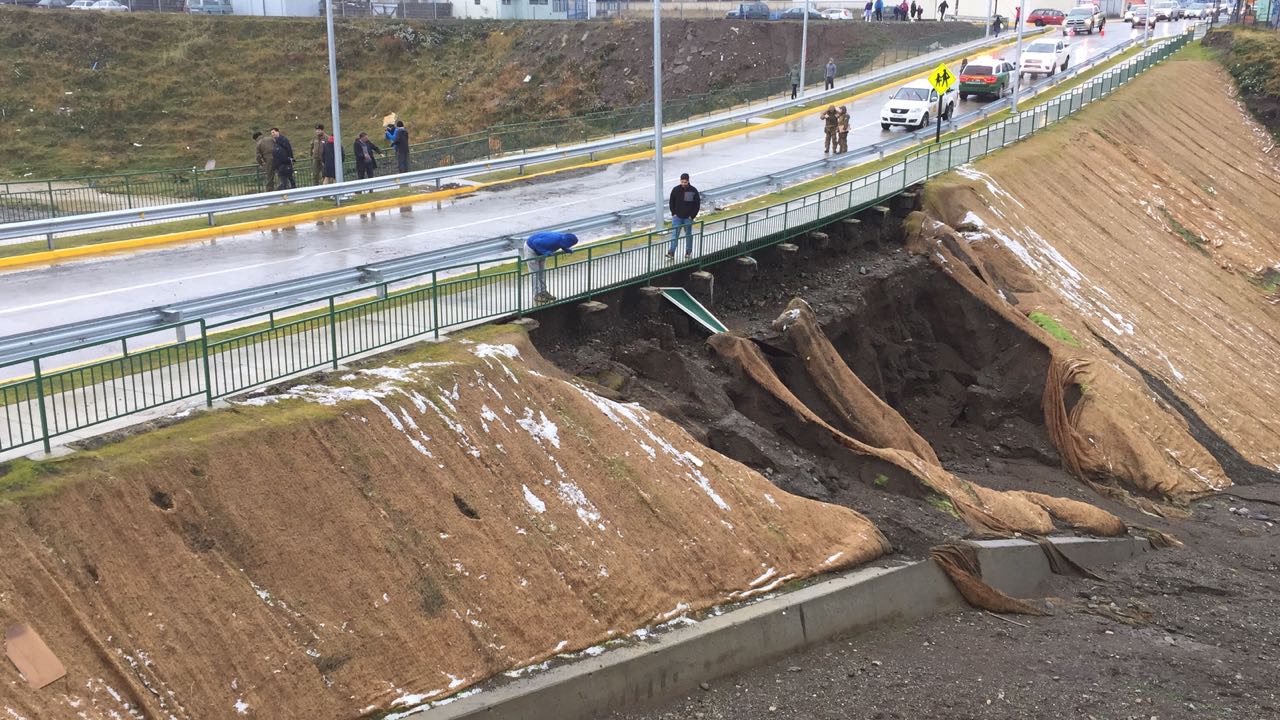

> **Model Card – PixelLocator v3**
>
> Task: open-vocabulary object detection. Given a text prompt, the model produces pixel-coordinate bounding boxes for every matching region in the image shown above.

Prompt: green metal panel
[658,288,729,334]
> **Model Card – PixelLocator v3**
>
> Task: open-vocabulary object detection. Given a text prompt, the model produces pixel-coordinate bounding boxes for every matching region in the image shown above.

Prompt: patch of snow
[516,409,561,449]
[557,480,603,528]
[822,551,845,566]
[522,485,547,514]
[234,700,249,715]
[748,567,777,587]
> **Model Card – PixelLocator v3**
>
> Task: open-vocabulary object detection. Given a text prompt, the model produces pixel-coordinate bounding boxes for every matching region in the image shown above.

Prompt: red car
[1027,7,1066,25]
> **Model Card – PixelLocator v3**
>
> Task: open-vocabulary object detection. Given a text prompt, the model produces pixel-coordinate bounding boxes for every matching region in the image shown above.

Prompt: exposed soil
[0,10,977,177]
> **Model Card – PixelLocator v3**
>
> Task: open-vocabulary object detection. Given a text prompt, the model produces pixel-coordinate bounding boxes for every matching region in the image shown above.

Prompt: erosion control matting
[0,326,887,719]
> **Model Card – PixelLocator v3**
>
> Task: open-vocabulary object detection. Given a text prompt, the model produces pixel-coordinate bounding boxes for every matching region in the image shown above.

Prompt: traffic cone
[1099,24,1105,35]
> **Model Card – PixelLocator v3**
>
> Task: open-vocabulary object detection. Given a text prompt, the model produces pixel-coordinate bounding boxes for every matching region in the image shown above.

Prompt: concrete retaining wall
[410,536,1150,720]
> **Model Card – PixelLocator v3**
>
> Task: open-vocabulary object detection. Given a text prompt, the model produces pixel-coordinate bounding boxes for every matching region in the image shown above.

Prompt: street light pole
[325,0,345,185]
[986,0,993,36]
[653,0,665,230]
[1010,0,1026,112]
[800,0,810,98]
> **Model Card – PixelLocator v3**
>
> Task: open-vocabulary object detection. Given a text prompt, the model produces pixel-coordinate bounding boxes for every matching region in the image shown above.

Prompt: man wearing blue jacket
[525,231,579,304]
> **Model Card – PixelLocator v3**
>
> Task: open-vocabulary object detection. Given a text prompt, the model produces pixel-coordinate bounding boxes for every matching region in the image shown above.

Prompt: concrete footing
[576,300,610,333]
[414,536,1150,720]
[688,271,715,306]
[733,256,758,283]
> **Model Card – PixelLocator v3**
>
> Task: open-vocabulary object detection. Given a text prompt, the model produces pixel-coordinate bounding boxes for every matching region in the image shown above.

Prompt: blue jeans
[530,255,548,295]
[667,216,694,256]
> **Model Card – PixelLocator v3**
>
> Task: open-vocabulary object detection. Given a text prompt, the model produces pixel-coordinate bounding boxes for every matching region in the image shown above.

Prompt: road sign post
[928,63,955,144]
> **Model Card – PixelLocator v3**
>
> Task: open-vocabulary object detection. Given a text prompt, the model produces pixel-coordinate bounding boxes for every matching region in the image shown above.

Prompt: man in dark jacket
[390,120,410,173]
[354,132,383,181]
[270,127,296,190]
[253,131,276,192]
[321,135,336,184]
[666,173,701,260]
[525,231,579,303]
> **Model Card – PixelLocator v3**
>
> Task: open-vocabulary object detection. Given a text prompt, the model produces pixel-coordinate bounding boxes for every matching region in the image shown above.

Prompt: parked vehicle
[88,0,129,9]
[67,0,96,8]
[958,57,1015,101]
[1152,0,1181,18]
[0,0,42,8]
[726,1,771,18]
[1020,39,1070,77]
[778,6,825,19]
[880,79,957,131]
[1063,5,1104,33]
[821,7,854,19]
[187,0,232,13]
[1026,8,1066,25]
[34,0,67,7]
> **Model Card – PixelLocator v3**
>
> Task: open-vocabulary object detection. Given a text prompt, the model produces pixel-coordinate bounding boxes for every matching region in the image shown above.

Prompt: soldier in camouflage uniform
[310,125,327,186]
[820,105,840,154]
[253,131,276,193]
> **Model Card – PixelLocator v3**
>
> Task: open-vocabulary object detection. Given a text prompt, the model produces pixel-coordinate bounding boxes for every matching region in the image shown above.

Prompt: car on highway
[1152,0,1181,18]
[778,6,825,19]
[34,0,67,7]
[1131,4,1156,23]
[67,0,96,8]
[0,0,41,7]
[1019,39,1070,77]
[725,1,771,18]
[88,0,129,9]
[1181,1,1210,16]
[821,7,854,18]
[1026,7,1066,25]
[880,78,957,131]
[958,57,1015,101]
[1063,4,1105,34]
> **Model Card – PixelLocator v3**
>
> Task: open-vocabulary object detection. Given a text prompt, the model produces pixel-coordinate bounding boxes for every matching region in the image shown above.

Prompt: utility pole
[653,0,665,230]
[800,0,810,98]
[325,0,345,185]
[1145,2,1153,45]
[1010,0,1026,112]
[986,0,993,36]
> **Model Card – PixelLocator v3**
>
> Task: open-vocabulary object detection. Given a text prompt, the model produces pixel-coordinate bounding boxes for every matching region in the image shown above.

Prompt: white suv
[1020,39,1070,77]
[880,79,957,131]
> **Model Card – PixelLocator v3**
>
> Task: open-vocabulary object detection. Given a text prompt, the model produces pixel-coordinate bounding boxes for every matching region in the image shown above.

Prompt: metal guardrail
[0,30,1193,455]
[0,23,1115,365]
[0,27,1013,245]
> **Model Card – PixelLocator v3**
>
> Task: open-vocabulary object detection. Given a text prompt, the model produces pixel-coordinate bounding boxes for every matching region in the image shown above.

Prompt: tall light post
[1010,0,1026,112]
[325,0,345,185]
[1145,2,1153,45]
[800,0,810,98]
[986,0,994,36]
[653,0,665,230]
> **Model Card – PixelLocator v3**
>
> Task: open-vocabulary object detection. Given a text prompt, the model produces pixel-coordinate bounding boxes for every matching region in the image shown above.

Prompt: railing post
[33,357,51,455]
[516,256,524,317]
[200,319,214,407]
[45,181,56,222]
[192,168,201,201]
[586,246,593,294]
[124,175,133,210]
[697,220,705,262]
[328,297,339,369]
[431,271,440,339]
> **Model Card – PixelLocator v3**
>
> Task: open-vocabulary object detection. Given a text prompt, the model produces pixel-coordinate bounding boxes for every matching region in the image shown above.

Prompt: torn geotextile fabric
[708,321,1126,539]
[930,545,1048,616]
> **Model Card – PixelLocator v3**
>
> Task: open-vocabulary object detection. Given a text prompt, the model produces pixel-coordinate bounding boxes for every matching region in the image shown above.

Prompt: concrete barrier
[409,535,1150,720]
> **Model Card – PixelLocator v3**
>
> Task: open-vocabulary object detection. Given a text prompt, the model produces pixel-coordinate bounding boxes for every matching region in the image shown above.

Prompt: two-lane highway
[0,21,1191,340]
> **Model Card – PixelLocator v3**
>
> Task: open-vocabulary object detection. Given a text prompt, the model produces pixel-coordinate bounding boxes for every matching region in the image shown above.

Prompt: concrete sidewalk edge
[408,535,1150,720]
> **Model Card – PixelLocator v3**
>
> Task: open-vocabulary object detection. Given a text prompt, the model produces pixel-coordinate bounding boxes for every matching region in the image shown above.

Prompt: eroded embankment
[0,327,888,719]
[918,57,1280,500]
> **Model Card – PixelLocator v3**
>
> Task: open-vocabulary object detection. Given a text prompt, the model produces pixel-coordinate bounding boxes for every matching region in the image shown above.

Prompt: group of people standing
[252,119,413,192]
[863,0,944,21]
[819,105,852,154]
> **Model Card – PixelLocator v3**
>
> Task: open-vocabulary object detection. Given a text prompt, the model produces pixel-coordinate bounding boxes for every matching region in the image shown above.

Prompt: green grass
[1028,311,1082,347]
[0,459,68,501]
[1159,207,1210,256]
[926,493,960,518]
[1204,27,1280,142]
[873,473,890,487]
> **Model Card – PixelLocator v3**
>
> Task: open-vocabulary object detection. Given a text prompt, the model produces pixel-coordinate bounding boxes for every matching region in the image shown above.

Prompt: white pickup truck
[880,79,958,131]
[1019,39,1071,78]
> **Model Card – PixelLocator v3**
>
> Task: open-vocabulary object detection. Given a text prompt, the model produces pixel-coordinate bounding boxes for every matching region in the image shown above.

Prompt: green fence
[0,27,982,224]
[0,31,1191,455]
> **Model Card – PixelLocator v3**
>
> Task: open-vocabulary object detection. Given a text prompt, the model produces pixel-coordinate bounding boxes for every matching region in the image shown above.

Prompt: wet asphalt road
[0,21,1190,340]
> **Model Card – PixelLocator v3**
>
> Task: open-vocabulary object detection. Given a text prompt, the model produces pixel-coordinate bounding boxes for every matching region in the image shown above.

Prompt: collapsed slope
[919,57,1280,498]
[0,327,886,719]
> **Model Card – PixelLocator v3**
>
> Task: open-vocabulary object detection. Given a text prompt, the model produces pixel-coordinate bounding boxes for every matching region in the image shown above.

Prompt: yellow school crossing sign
[929,63,955,95]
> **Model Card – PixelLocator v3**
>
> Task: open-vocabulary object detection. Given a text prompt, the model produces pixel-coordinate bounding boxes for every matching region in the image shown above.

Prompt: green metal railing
[0,28,983,224]
[0,31,1191,455]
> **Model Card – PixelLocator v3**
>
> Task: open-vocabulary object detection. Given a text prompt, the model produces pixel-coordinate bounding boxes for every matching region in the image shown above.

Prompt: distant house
[231,0,591,17]
[451,0,593,19]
